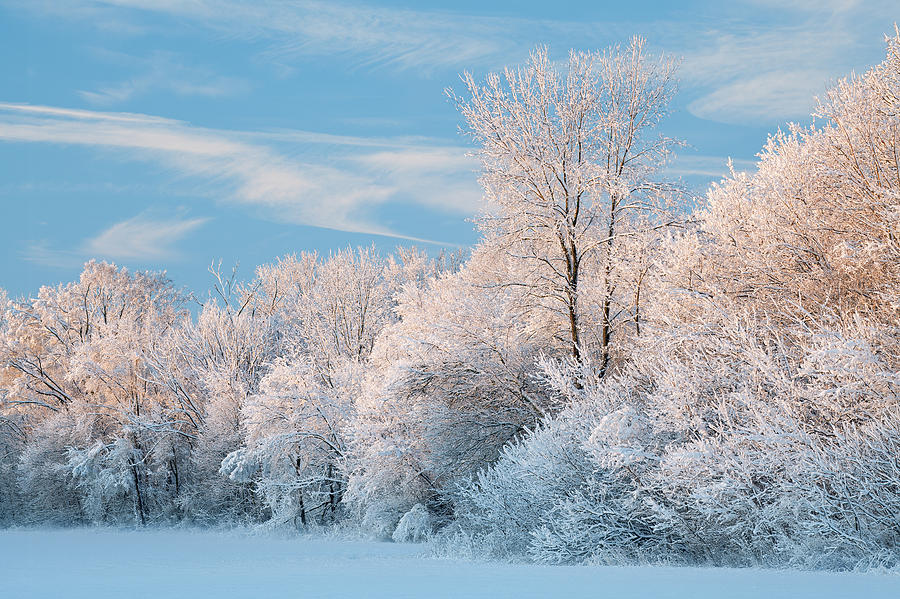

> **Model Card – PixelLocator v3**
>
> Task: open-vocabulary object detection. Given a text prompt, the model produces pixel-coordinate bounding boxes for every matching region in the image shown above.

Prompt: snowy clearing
[1,528,898,598]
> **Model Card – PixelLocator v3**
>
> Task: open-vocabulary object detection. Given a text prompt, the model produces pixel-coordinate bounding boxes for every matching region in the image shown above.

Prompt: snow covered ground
[1,528,898,598]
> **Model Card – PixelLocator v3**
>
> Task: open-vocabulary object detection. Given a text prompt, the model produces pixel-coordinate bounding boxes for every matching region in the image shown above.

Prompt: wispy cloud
[79,51,249,106]
[354,148,481,214]
[22,212,209,268]
[678,0,897,123]
[84,213,209,260]
[21,241,84,270]
[12,0,527,72]
[666,154,758,179]
[6,1,899,126]
[686,70,833,124]
[0,102,478,243]
[745,0,862,12]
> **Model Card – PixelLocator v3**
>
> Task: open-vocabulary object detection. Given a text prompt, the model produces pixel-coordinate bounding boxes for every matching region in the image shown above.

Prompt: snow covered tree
[348,40,682,536]
[453,37,680,373]
[222,247,441,528]
[681,30,900,331]
[0,288,24,523]
[159,291,275,522]
[0,262,190,524]
[348,246,555,536]
[451,31,900,569]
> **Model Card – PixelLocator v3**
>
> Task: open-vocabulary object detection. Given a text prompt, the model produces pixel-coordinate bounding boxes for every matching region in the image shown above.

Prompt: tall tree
[453,37,680,373]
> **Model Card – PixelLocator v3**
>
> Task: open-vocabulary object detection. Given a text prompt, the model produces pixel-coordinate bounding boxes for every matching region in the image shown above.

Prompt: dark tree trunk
[129,456,146,526]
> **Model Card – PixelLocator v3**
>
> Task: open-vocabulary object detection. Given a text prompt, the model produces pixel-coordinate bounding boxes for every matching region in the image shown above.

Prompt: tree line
[1,34,898,570]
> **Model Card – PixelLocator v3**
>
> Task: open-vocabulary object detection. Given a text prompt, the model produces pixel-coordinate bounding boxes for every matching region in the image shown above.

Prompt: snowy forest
[1,33,898,573]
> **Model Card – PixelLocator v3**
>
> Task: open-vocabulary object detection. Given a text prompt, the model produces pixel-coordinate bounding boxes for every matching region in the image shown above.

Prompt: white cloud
[678,1,898,123]
[354,148,482,214]
[744,0,862,12]
[78,51,249,106]
[666,154,757,179]
[0,103,172,124]
[687,70,832,124]
[679,29,849,88]
[7,0,899,127]
[14,0,523,72]
[84,213,209,261]
[0,103,478,243]
[22,212,208,268]
[21,241,84,270]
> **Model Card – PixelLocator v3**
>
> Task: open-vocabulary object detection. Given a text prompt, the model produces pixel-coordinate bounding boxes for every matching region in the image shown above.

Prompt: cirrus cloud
[84,213,210,261]
[0,102,477,245]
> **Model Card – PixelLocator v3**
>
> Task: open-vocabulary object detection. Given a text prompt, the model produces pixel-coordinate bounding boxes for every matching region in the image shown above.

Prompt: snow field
[1,528,898,599]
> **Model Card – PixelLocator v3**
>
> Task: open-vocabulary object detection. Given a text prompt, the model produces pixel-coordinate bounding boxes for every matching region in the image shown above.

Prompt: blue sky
[0,0,896,299]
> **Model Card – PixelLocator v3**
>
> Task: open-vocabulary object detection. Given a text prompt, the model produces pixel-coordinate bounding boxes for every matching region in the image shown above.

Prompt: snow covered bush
[452,312,900,568]
[392,503,432,543]
[15,411,87,524]
[449,359,674,563]
[66,437,152,525]
[0,415,22,524]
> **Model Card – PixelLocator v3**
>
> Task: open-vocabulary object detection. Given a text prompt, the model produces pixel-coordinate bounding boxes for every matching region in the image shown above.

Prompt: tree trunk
[599,195,618,378]
[129,456,146,526]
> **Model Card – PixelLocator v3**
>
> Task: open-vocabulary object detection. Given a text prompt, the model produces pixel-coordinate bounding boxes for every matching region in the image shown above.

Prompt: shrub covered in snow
[392,503,432,543]
[451,310,900,569]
